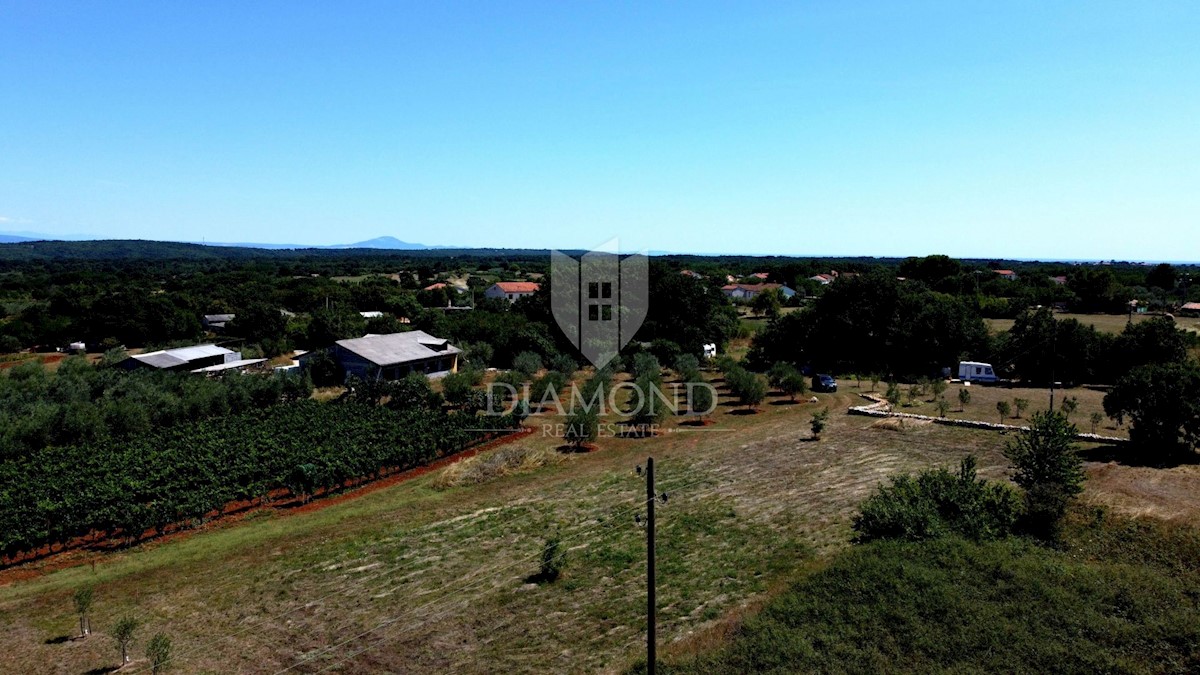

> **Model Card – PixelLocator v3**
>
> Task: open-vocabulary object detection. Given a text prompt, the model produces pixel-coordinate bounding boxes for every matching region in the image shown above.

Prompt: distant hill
[330,236,433,250]
[0,234,37,244]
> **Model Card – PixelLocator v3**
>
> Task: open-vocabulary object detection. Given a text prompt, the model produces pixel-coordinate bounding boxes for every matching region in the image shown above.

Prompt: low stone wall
[847,393,1128,445]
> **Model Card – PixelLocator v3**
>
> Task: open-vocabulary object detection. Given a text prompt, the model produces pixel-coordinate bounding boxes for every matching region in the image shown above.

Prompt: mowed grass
[861,380,1125,436]
[985,312,1200,335]
[654,510,1200,675]
[0,369,1181,674]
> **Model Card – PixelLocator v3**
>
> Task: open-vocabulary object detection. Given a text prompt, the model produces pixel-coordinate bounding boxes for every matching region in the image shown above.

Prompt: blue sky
[1,2,1197,259]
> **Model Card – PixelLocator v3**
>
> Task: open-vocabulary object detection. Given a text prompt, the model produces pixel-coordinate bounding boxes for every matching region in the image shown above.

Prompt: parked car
[812,373,838,392]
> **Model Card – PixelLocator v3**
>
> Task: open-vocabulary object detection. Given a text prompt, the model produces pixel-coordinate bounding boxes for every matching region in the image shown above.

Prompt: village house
[720,283,797,301]
[484,281,540,303]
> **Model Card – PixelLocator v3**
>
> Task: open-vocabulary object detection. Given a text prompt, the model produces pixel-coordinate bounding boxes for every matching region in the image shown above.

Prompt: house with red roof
[485,281,541,303]
[994,270,1019,281]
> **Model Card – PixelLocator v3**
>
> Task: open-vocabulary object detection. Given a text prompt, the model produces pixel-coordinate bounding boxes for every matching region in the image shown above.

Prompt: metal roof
[190,358,267,373]
[335,331,460,367]
[132,344,234,369]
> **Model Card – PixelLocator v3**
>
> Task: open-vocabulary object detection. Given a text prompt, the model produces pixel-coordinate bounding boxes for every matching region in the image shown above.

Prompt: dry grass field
[985,312,1200,335]
[0,371,1192,674]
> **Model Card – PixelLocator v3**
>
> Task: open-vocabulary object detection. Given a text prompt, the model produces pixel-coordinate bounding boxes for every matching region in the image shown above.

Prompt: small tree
[686,379,715,421]
[1004,411,1085,541]
[870,373,881,392]
[1013,398,1029,419]
[727,369,767,412]
[1060,396,1078,420]
[112,615,140,665]
[885,382,902,408]
[1090,411,1104,435]
[146,632,172,674]
[73,586,94,638]
[958,387,972,412]
[935,398,950,418]
[564,406,599,450]
[996,400,1012,423]
[537,536,564,583]
[810,409,830,440]
[930,378,948,401]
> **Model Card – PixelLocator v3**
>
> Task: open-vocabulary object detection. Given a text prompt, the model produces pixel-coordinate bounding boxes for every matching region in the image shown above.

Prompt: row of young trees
[0,399,521,557]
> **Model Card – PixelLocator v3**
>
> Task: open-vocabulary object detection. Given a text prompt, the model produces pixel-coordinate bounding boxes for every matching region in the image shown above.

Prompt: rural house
[305,330,461,380]
[720,283,797,301]
[484,281,540,303]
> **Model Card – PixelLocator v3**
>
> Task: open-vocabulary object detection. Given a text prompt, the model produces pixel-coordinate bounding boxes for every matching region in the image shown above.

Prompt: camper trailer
[958,361,998,383]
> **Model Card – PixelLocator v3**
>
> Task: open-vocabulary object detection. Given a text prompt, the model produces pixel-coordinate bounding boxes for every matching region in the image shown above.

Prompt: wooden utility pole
[646,456,656,675]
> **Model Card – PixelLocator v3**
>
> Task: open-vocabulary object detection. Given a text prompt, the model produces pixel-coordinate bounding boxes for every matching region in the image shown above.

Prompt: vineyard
[0,400,520,559]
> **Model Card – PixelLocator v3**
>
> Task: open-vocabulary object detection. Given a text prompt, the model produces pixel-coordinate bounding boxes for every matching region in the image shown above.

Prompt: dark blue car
[812,374,838,393]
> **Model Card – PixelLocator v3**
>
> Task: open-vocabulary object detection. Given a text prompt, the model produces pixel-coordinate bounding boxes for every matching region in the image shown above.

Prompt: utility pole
[646,456,656,675]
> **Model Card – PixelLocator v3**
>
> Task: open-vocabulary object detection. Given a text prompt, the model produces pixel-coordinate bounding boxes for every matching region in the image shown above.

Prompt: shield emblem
[551,240,648,368]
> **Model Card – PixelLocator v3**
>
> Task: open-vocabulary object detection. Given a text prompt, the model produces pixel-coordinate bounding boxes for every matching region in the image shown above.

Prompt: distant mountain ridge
[0,232,443,250]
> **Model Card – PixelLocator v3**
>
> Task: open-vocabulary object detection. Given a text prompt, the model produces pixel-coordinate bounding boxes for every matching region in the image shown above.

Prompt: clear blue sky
[1,2,1197,259]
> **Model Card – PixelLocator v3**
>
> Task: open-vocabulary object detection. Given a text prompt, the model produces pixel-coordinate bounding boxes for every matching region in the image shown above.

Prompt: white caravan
[958,361,999,383]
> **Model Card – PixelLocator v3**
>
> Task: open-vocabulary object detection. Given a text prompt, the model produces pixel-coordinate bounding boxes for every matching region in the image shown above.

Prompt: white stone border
[847,393,1127,445]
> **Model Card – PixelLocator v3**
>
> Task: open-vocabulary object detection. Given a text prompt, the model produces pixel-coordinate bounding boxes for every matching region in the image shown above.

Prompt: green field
[0,375,1194,673]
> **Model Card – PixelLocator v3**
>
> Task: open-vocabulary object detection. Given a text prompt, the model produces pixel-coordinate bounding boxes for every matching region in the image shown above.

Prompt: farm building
[304,330,460,380]
[1177,302,1200,317]
[120,344,264,373]
[484,281,540,303]
[720,283,797,301]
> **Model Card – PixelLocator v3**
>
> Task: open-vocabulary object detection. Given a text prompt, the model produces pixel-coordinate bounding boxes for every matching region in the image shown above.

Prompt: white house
[485,281,541,303]
[720,283,796,301]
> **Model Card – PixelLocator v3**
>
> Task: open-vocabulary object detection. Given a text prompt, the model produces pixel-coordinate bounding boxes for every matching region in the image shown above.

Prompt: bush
[853,456,1022,543]
[512,351,543,378]
[548,353,577,378]
[440,371,475,407]
[538,536,565,582]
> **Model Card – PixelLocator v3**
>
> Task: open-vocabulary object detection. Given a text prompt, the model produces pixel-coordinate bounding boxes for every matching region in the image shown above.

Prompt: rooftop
[491,281,540,293]
[335,330,461,367]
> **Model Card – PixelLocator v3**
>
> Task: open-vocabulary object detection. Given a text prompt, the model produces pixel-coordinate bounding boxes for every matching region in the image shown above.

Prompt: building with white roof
[301,330,460,381]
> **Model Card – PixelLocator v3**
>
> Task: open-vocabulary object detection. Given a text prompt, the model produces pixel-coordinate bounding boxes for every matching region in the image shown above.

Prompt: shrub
[958,386,972,411]
[512,351,543,378]
[673,353,700,377]
[631,352,662,381]
[537,536,565,583]
[440,371,475,406]
[852,456,1022,543]
[548,353,577,378]
[146,632,172,674]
